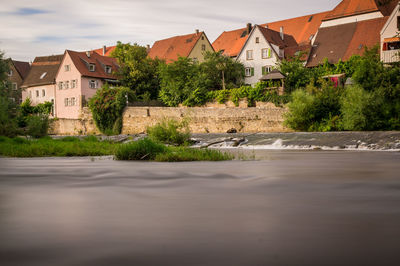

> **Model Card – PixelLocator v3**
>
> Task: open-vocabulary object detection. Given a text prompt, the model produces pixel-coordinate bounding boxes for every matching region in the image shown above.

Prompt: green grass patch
[0,136,118,158]
[147,119,191,146]
[115,138,233,162]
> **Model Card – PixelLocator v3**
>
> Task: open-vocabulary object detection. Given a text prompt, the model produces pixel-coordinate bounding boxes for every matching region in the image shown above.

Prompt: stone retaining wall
[49,101,290,135]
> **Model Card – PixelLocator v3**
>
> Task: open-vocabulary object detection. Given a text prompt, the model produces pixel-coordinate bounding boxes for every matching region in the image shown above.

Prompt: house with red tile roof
[54,50,119,119]
[6,59,30,103]
[148,30,214,64]
[380,1,400,64]
[93,45,117,57]
[307,0,398,67]
[213,11,328,59]
[21,55,63,113]
[236,25,297,85]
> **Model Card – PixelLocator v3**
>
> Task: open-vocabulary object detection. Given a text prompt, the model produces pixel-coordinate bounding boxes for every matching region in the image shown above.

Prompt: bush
[26,115,49,138]
[89,85,133,135]
[147,118,191,146]
[0,96,18,137]
[284,90,317,131]
[340,85,371,131]
[155,147,233,162]
[114,138,167,160]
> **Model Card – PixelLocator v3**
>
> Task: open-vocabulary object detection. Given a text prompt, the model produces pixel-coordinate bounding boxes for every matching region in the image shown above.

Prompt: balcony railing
[382,50,400,64]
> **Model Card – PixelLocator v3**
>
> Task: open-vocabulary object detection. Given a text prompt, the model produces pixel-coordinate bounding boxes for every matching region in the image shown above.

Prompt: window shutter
[262,67,266,75]
[268,48,271,58]
[251,68,254,76]
[95,80,99,88]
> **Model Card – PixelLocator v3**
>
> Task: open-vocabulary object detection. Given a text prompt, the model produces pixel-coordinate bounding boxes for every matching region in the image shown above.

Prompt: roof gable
[148,32,204,63]
[11,60,30,79]
[66,50,119,80]
[22,55,63,87]
[323,0,380,21]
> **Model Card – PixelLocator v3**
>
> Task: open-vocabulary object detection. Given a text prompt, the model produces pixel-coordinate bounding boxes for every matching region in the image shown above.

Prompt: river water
[0,150,400,266]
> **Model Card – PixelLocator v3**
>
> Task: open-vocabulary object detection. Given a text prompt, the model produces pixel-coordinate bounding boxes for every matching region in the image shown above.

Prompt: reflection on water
[0,151,400,266]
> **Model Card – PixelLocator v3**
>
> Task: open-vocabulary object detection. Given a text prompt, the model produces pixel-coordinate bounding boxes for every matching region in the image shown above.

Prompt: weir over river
[1,148,400,265]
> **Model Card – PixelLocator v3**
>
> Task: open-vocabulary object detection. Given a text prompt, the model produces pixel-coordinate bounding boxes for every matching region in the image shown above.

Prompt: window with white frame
[64,65,70,72]
[71,79,76,88]
[105,65,112,74]
[262,66,273,75]
[71,97,76,106]
[42,89,45,97]
[89,80,98,89]
[246,50,253,60]
[65,81,69,89]
[245,67,254,77]
[64,98,69,106]
[89,64,96,72]
[59,82,63,90]
[262,48,271,59]
[12,83,17,90]
[36,90,39,97]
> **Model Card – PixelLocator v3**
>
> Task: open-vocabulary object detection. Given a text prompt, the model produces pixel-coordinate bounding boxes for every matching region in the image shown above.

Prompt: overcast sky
[1,0,339,61]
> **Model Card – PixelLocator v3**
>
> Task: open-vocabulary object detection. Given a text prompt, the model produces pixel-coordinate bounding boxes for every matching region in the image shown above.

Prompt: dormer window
[89,64,95,72]
[40,72,47,79]
[105,65,112,74]
[64,65,70,71]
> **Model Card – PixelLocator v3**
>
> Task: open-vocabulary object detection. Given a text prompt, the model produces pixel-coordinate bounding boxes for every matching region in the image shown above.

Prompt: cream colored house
[381,1,400,64]
[148,30,214,63]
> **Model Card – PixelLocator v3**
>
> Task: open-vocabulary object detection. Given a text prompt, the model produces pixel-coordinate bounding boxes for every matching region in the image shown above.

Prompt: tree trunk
[222,70,226,90]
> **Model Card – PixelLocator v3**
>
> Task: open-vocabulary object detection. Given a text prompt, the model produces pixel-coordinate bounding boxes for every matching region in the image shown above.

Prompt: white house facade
[236,25,297,85]
[380,1,400,64]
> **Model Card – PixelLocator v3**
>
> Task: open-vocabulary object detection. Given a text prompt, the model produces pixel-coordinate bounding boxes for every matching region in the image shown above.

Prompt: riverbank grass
[0,136,117,157]
[0,136,233,161]
[115,138,233,162]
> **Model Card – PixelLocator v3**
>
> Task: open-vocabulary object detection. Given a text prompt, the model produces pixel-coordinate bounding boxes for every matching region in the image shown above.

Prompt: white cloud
[0,0,339,61]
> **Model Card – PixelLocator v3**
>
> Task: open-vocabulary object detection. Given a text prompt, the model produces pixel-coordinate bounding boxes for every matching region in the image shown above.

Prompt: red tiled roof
[66,50,119,80]
[148,32,204,63]
[12,60,30,79]
[213,11,328,57]
[258,26,298,49]
[375,0,399,16]
[307,17,388,67]
[22,55,63,87]
[323,0,380,21]
[213,28,250,57]
[262,11,330,45]
[284,44,312,61]
[343,16,388,60]
[92,46,116,57]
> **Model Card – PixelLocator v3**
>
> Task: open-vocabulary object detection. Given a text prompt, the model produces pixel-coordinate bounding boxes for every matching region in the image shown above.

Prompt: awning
[260,70,286,81]
[384,37,400,43]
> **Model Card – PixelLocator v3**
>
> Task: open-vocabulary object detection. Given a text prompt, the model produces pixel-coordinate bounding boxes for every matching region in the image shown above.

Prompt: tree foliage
[111,42,162,100]
[89,85,134,135]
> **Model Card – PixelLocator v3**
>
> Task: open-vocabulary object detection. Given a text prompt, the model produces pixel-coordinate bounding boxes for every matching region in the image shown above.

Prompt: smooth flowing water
[0,151,400,266]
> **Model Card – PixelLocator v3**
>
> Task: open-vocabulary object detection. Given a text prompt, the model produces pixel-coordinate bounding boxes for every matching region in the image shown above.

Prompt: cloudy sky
[1,0,339,61]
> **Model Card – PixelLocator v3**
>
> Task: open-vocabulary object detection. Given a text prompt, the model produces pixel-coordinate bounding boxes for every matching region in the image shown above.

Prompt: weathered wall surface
[50,102,290,135]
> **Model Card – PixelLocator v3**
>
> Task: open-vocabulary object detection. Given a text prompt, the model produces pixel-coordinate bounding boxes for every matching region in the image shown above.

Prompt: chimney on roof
[247,23,252,35]
[86,51,91,58]
[280,26,284,41]
[195,29,199,35]
[146,44,151,53]
[103,46,107,56]
[265,24,268,29]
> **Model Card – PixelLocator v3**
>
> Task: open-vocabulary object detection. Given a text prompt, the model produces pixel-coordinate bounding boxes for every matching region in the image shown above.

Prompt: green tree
[111,42,161,100]
[0,51,19,136]
[200,51,244,90]
[158,57,210,107]
[89,85,134,135]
